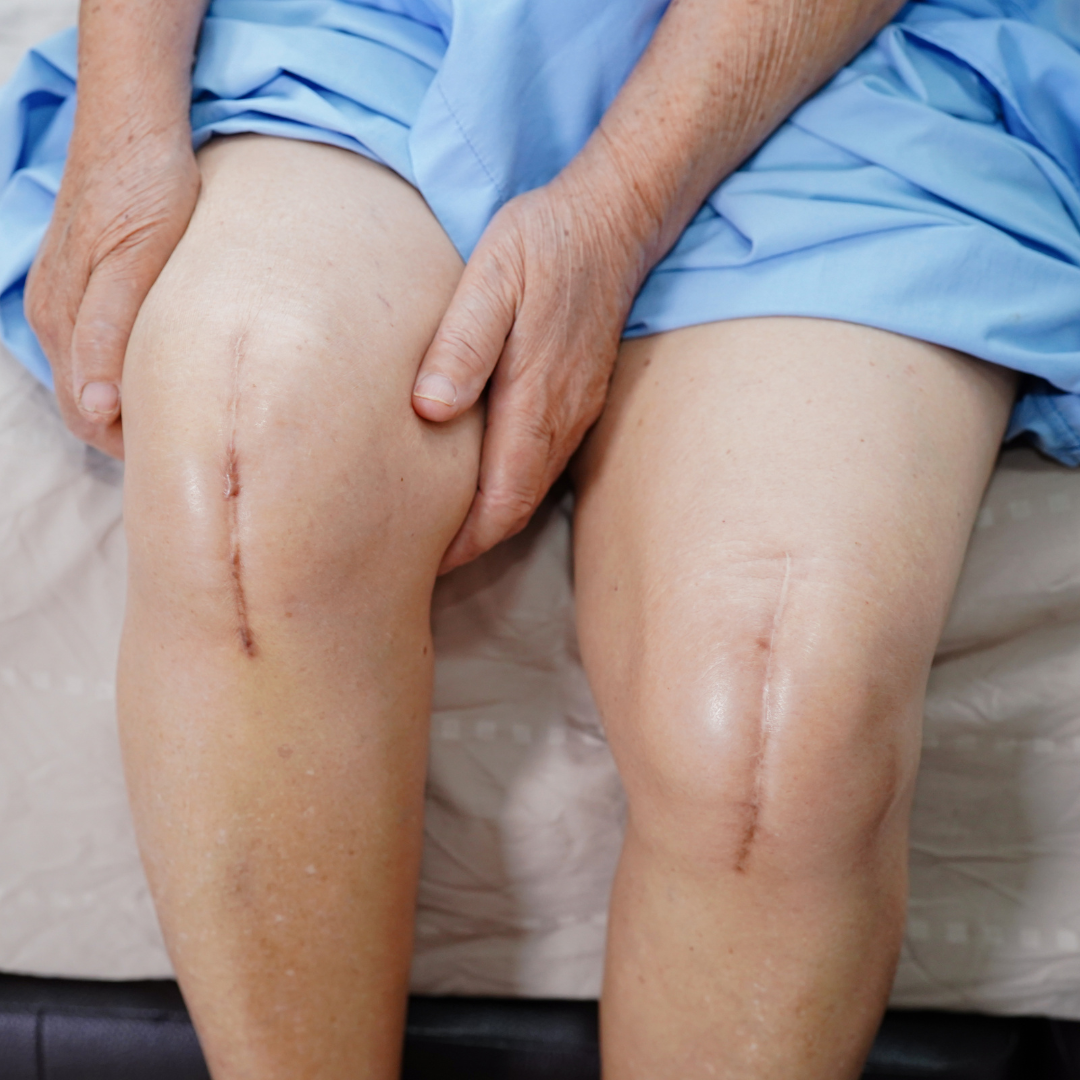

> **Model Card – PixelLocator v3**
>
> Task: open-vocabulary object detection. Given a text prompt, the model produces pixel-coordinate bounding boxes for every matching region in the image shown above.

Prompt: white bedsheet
[4,0,1080,1018]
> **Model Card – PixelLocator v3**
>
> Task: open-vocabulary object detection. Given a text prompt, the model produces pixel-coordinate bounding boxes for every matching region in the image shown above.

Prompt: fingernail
[413,373,457,407]
[80,381,119,415]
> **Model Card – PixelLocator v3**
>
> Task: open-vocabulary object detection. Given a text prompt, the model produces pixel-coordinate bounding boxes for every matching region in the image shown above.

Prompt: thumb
[69,254,153,425]
[413,249,518,422]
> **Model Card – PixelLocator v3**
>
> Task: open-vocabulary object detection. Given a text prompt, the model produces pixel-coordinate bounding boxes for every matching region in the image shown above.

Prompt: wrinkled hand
[26,130,200,459]
[413,172,649,572]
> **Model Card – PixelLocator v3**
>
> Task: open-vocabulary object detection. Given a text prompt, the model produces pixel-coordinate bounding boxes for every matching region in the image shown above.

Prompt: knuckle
[580,376,610,420]
[477,478,539,540]
[80,190,191,282]
[24,272,51,333]
[24,295,46,336]
[485,486,536,523]
[434,322,496,382]
[87,231,159,284]
[477,238,525,298]
[507,403,559,455]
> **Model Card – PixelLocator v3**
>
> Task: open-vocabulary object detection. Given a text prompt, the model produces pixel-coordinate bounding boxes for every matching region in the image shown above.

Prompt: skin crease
[20,0,1017,1077]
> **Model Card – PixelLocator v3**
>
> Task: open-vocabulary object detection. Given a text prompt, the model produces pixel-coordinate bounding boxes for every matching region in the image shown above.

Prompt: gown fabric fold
[1,0,1079,460]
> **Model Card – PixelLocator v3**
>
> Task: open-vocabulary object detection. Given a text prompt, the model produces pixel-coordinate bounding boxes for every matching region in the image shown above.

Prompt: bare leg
[118,136,481,1079]
[573,318,1016,1078]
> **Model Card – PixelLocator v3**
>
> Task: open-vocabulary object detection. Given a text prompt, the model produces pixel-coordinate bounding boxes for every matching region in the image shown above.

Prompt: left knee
[607,626,925,883]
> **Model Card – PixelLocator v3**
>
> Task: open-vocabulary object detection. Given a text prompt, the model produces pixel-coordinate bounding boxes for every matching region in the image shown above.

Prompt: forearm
[570,0,905,271]
[73,0,207,150]
[28,0,208,453]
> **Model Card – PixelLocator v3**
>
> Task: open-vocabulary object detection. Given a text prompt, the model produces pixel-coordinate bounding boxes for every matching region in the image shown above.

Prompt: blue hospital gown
[1,0,1079,460]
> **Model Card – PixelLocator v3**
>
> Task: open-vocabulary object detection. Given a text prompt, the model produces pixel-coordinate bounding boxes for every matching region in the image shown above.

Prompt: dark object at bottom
[403,997,599,1080]
[0,972,1074,1079]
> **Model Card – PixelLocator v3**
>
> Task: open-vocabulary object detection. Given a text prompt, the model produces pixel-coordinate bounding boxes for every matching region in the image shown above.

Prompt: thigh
[573,318,1016,860]
[121,135,482,625]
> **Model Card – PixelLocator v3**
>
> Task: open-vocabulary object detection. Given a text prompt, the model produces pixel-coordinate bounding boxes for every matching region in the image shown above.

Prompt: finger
[438,385,559,573]
[87,417,125,461]
[413,245,518,423]
[69,253,154,425]
[51,390,126,461]
[25,248,83,394]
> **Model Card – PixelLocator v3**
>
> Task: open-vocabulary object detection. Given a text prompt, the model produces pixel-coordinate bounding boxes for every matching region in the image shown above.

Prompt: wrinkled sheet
[4,0,1080,460]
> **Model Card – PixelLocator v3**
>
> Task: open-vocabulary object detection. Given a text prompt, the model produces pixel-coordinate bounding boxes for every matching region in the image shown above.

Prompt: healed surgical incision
[224,445,255,656]
[733,553,792,873]
[225,337,255,656]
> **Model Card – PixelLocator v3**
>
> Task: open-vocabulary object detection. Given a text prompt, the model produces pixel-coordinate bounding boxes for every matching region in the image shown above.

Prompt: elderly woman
[1,0,1078,1075]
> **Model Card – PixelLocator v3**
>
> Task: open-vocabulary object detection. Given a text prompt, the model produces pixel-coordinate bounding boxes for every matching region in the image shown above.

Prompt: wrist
[73,89,192,143]
[73,0,205,152]
[552,144,669,292]
[66,114,195,186]
[559,121,688,280]
[72,59,194,156]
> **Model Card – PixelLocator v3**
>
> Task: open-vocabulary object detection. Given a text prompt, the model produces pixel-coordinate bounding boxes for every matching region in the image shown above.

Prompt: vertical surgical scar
[225,335,256,657]
[734,553,792,873]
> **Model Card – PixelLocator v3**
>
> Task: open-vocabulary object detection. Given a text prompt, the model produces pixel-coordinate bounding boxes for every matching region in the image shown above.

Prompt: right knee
[121,318,480,650]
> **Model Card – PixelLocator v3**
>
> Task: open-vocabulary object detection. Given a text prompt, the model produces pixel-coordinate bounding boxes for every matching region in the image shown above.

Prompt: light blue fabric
[1,0,1079,461]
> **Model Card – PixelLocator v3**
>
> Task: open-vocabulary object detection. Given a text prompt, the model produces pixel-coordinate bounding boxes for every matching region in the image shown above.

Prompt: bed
[5,319,1080,1013]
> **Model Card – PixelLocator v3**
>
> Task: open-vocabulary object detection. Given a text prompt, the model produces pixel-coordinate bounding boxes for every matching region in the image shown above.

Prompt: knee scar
[733,553,792,873]
[225,335,255,657]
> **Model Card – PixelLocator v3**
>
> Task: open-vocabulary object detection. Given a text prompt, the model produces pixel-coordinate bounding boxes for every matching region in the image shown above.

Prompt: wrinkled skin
[26,128,199,459]
[412,171,651,570]
[25,0,905,569]
[26,131,638,573]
